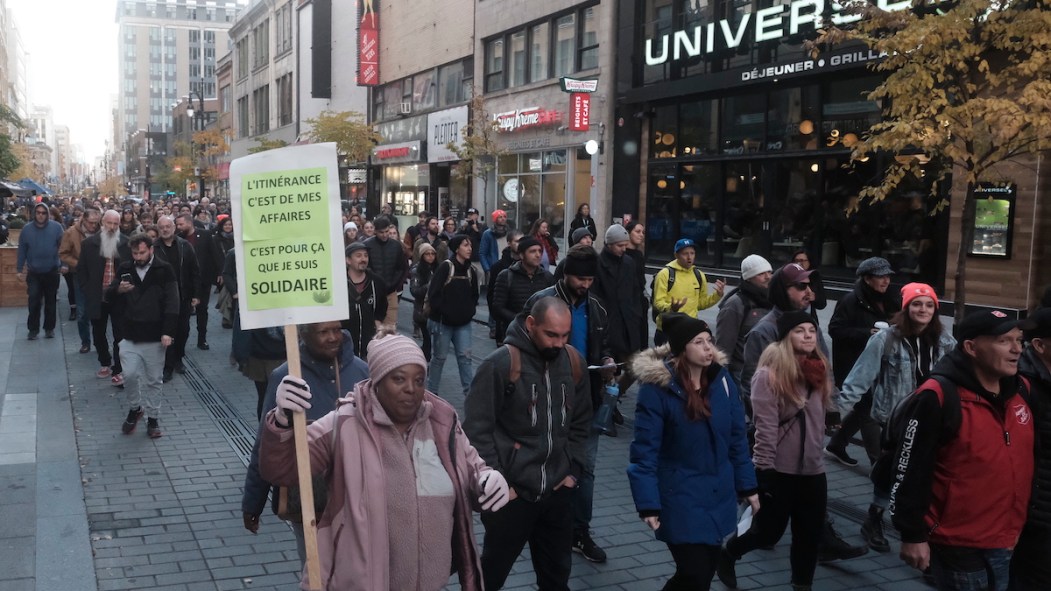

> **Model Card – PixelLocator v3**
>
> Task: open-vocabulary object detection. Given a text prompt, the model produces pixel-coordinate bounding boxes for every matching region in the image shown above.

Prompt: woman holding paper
[259,332,509,591]
[628,313,758,591]
[717,311,833,591]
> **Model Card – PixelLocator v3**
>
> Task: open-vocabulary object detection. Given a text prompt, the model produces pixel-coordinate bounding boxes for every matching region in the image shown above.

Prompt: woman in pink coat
[260,331,510,590]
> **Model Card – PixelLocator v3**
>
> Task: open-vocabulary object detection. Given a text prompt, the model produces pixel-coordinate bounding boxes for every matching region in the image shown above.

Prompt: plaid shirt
[102,258,115,289]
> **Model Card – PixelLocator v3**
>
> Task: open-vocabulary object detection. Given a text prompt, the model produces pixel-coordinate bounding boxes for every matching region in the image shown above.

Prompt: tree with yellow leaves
[815,0,1051,321]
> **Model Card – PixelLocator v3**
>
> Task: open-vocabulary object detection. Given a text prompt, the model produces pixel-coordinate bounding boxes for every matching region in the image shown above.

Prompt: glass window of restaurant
[496,150,570,250]
[643,76,948,285]
[383,165,430,217]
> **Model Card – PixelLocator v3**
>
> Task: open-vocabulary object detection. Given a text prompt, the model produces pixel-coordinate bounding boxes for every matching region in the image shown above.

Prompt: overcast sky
[9,0,118,164]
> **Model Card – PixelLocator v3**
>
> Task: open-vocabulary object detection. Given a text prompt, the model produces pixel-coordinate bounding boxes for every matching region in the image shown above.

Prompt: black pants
[165,302,192,371]
[727,472,826,586]
[63,272,76,306]
[662,543,721,591]
[828,392,882,464]
[480,487,573,591]
[1010,524,1051,590]
[195,285,211,344]
[26,270,60,333]
[92,301,123,373]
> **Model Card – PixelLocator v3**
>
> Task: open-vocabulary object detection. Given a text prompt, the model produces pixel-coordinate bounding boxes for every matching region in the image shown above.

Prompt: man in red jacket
[891,309,1035,590]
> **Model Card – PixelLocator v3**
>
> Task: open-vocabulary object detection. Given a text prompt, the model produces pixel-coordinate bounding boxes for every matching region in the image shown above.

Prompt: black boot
[861,505,891,552]
[817,516,868,562]
[716,547,738,589]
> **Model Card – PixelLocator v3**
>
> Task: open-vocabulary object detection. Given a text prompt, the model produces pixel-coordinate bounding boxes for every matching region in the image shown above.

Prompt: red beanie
[901,282,938,309]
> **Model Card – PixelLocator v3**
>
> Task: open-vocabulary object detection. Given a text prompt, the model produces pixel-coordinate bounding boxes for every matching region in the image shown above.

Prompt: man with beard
[80,210,133,385]
[107,233,180,438]
[716,254,774,382]
[15,202,64,340]
[465,297,591,590]
[481,209,510,339]
[342,242,387,360]
[59,207,101,353]
[491,236,554,344]
[153,216,200,383]
[175,213,222,351]
[413,215,449,264]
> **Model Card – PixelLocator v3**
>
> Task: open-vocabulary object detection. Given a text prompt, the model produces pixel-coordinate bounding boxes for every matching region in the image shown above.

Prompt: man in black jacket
[176,213,222,350]
[341,242,387,360]
[1012,308,1051,589]
[520,244,615,564]
[465,297,591,590]
[485,230,521,341]
[491,236,553,343]
[426,234,479,396]
[592,224,644,373]
[79,210,132,385]
[365,216,407,328]
[153,216,200,382]
[826,257,900,466]
[107,233,180,438]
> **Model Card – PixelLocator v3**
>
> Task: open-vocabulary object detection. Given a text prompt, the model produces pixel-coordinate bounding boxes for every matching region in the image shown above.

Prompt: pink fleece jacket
[259,380,490,591]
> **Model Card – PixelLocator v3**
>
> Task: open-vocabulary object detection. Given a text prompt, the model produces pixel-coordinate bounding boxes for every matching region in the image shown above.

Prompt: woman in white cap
[343,221,359,246]
[259,331,510,591]
[718,310,833,591]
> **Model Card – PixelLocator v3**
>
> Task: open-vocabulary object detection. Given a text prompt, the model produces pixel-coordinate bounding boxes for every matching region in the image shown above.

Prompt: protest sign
[230,143,349,330]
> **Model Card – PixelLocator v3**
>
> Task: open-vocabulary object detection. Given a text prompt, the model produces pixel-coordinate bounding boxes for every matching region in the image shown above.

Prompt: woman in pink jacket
[260,332,510,591]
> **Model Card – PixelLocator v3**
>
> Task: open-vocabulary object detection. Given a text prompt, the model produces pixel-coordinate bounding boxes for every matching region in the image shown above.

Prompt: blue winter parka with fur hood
[627,344,757,545]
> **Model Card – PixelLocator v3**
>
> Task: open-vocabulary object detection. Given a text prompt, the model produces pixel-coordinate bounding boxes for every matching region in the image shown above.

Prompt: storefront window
[767,85,820,151]
[652,105,679,159]
[679,164,720,266]
[646,165,679,259]
[721,93,765,154]
[679,99,719,156]
[823,75,881,151]
[383,165,430,217]
[496,150,571,248]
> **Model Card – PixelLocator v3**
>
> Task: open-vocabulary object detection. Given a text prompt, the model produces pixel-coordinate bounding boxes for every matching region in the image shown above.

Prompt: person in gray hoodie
[16,202,64,339]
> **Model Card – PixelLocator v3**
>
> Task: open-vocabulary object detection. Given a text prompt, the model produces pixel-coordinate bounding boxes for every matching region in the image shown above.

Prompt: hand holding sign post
[230,143,348,590]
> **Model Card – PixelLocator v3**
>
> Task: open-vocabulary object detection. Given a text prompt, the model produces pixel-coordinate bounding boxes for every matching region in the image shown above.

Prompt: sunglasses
[790,282,812,290]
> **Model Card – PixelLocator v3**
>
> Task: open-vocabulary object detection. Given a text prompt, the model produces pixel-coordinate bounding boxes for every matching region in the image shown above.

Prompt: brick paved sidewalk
[7,287,938,590]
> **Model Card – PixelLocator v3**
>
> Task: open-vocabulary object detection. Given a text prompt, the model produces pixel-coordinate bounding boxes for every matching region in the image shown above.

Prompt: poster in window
[968,182,1015,258]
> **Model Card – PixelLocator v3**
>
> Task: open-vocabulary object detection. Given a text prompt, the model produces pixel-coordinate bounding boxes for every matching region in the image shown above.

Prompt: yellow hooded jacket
[652,260,721,330]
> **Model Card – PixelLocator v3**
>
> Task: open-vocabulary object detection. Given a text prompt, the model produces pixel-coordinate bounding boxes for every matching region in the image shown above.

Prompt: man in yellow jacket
[652,238,725,344]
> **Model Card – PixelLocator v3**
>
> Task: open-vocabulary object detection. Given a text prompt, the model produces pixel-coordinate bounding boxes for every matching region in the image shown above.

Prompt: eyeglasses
[789,282,812,290]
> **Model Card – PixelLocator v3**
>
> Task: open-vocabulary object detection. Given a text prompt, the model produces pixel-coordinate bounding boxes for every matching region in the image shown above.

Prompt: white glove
[274,376,312,427]
[478,470,510,512]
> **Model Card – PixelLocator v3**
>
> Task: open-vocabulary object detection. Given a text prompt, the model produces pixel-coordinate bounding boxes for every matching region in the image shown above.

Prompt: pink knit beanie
[366,333,428,384]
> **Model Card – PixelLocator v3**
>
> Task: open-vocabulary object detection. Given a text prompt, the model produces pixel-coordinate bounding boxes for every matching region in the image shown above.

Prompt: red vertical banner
[357,0,379,86]
[568,93,590,131]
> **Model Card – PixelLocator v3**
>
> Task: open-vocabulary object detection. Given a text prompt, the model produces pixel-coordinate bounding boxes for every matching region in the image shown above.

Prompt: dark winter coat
[342,271,388,359]
[364,235,408,294]
[627,345,757,544]
[464,320,591,502]
[153,236,200,305]
[183,228,223,297]
[485,247,515,304]
[829,279,901,386]
[427,257,478,327]
[77,233,132,320]
[569,215,597,239]
[716,281,773,380]
[1019,347,1051,529]
[105,257,180,342]
[592,248,644,355]
[492,262,554,340]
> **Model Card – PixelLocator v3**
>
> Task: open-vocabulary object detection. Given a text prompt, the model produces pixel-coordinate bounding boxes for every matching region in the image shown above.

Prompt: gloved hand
[478,470,510,512]
[274,376,312,427]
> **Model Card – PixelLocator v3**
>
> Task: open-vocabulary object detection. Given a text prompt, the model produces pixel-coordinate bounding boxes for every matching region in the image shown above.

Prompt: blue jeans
[930,544,1012,591]
[72,277,91,346]
[426,320,473,396]
[572,428,600,531]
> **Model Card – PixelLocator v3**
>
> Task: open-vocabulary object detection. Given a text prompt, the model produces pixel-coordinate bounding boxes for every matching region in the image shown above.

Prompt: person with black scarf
[716,254,774,383]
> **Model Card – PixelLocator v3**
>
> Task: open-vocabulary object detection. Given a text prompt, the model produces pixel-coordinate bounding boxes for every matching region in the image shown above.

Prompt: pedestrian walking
[718,311,835,591]
[425,234,479,396]
[364,216,408,329]
[628,313,758,591]
[341,242,387,360]
[16,202,64,340]
[568,203,597,240]
[529,218,559,273]
[152,215,200,382]
[176,213,222,351]
[716,254,773,382]
[79,210,133,386]
[59,207,100,352]
[491,235,554,344]
[409,243,438,358]
[107,233,180,438]
[651,238,725,345]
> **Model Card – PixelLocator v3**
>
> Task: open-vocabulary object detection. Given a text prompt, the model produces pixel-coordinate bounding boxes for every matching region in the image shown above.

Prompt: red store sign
[493,107,562,133]
[569,93,590,131]
[357,0,379,86]
[371,140,422,163]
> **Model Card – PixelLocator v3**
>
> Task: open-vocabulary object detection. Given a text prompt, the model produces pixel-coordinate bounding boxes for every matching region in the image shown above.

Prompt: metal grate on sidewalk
[181,358,258,464]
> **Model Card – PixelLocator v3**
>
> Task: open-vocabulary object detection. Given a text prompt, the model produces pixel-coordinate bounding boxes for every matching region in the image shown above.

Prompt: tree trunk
[953,180,978,325]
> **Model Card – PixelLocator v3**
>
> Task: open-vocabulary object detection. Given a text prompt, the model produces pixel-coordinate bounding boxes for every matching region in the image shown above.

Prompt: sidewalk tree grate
[181,358,258,464]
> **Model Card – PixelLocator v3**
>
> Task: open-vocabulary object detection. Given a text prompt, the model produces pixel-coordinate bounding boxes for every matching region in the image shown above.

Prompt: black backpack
[649,265,705,321]
[870,375,1030,494]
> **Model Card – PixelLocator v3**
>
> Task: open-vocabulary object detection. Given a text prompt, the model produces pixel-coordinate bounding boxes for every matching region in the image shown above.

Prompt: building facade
[611,0,1047,313]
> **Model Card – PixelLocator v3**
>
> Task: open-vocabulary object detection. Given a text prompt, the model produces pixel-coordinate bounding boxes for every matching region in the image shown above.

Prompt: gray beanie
[604,224,629,244]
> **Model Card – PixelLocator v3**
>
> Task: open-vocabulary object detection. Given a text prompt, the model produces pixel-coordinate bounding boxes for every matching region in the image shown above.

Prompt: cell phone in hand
[121,273,132,283]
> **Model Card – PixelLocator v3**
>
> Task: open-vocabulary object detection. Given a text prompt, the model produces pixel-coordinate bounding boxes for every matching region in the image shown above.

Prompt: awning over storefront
[18,178,52,196]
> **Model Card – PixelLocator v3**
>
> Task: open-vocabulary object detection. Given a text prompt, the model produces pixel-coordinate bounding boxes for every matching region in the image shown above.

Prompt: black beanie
[563,249,598,277]
[662,312,712,356]
[517,235,540,254]
[777,310,817,340]
[448,234,470,252]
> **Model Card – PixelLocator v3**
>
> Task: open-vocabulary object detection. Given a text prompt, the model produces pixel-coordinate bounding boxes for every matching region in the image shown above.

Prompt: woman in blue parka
[628,312,758,590]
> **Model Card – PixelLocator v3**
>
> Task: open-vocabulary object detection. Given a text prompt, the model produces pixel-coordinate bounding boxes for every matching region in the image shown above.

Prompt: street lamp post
[186,91,206,201]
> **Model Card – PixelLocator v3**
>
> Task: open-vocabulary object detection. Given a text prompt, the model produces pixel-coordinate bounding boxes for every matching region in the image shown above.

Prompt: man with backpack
[651,238,724,345]
[716,254,773,382]
[425,234,479,396]
[464,296,592,591]
[889,309,1035,588]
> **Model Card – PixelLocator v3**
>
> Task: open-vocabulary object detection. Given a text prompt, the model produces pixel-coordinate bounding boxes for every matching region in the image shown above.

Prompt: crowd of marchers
[13,194,1051,590]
